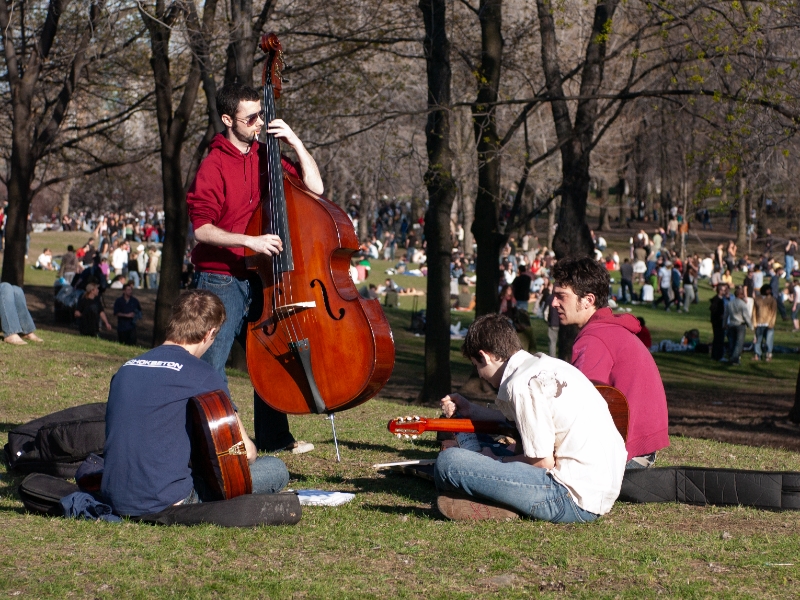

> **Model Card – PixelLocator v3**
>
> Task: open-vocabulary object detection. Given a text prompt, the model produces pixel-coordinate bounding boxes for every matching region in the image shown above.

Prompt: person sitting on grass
[101,289,289,517]
[433,313,627,522]
[0,282,43,345]
[550,256,670,470]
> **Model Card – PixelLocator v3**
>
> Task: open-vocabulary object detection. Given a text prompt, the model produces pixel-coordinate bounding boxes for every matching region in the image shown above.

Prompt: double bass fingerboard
[261,75,294,274]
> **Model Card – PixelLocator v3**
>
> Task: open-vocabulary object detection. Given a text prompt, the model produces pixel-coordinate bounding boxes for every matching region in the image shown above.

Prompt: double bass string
[264,75,305,352]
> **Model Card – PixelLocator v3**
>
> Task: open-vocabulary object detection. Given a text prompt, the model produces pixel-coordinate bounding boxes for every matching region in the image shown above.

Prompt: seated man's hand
[441,393,470,418]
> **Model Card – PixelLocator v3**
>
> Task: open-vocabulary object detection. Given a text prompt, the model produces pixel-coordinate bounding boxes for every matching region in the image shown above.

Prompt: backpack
[4,403,107,478]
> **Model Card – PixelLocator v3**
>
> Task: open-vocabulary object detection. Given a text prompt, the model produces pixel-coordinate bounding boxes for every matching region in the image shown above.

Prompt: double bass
[244,33,395,417]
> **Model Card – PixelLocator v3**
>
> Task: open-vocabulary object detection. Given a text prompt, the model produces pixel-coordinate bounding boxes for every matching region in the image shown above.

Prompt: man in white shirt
[111,242,129,277]
[654,261,673,310]
[434,314,627,522]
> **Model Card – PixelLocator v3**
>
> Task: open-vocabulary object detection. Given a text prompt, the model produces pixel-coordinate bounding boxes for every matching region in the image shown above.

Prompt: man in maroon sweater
[187,83,323,454]
[550,257,669,469]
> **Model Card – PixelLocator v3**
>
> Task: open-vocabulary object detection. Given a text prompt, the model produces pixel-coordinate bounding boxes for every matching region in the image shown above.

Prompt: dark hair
[216,83,260,120]
[67,245,74,252]
[551,257,609,309]
[518,264,527,273]
[760,284,772,296]
[637,316,646,327]
[462,313,521,362]
[165,290,226,345]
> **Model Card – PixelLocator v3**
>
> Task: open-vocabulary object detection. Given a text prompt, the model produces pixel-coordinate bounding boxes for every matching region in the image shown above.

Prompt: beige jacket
[752,295,778,328]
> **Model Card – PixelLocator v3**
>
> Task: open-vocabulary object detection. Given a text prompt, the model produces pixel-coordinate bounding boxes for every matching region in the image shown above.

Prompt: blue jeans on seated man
[434,447,599,523]
[186,455,290,504]
[194,271,295,452]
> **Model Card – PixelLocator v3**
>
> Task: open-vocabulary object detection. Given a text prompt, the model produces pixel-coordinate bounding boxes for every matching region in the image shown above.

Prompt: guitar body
[189,390,252,500]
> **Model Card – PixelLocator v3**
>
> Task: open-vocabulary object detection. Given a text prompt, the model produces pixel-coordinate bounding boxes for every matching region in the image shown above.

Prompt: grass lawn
[0,232,798,598]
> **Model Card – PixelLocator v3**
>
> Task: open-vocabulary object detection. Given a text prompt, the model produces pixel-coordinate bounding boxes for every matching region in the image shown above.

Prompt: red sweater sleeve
[187,154,225,230]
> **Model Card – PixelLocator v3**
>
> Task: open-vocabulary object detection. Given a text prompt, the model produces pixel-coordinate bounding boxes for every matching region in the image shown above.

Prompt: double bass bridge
[252,300,317,334]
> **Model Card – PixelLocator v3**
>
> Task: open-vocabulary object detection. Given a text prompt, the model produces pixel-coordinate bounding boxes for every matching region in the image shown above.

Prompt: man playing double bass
[187,83,323,454]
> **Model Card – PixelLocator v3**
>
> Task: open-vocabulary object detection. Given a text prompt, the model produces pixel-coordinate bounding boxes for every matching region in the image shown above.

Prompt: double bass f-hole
[310,279,345,321]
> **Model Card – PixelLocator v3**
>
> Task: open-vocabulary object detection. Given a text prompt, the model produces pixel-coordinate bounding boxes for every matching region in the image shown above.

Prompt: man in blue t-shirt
[101,289,289,517]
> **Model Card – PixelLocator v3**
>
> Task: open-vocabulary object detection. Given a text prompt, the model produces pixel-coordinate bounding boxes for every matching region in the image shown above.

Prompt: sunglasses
[235,110,265,127]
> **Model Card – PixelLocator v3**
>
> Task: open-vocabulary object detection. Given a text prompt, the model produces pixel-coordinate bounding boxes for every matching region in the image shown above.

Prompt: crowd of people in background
[482,217,800,366]
[11,191,800,363]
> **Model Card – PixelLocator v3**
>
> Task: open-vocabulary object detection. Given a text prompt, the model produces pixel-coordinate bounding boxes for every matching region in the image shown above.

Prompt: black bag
[5,403,106,478]
[619,466,800,511]
[133,492,302,527]
[18,473,80,516]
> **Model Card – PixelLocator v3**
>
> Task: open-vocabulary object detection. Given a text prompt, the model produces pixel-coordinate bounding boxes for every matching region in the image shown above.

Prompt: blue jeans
[148,273,158,289]
[755,326,774,357]
[786,256,795,277]
[434,448,599,523]
[620,279,633,303]
[187,456,290,503]
[0,282,36,337]
[729,324,747,363]
[194,272,294,451]
[193,272,251,386]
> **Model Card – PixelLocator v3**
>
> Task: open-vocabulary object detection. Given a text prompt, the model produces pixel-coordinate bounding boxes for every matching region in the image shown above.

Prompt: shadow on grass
[0,422,21,434]
[349,475,435,503]
[361,505,436,519]
[333,439,430,454]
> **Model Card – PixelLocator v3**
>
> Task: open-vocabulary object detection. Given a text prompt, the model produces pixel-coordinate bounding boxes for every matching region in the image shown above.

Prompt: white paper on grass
[295,489,355,506]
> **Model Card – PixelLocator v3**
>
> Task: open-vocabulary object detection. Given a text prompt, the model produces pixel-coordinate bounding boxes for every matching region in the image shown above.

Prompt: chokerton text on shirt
[123,359,183,372]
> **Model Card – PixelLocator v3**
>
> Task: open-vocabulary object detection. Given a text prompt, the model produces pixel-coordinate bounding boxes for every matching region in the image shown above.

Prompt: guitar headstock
[387,415,427,438]
[260,33,284,99]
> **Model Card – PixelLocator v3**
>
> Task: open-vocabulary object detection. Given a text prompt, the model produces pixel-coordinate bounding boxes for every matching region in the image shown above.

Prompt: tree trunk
[547,198,557,249]
[225,0,254,85]
[141,0,215,345]
[419,0,457,403]
[0,0,101,285]
[737,174,747,249]
[597,181,611,232]
[790,362,800,423]
[470,0,504,317]
[537,0,618,262]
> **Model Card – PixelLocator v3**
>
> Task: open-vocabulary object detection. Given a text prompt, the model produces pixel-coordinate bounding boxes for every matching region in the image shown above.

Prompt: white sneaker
[284,441,314,454]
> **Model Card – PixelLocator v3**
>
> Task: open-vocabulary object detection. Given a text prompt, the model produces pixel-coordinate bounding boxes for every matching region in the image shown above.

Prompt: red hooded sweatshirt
[572,307,670,460]
[187,133,300,277]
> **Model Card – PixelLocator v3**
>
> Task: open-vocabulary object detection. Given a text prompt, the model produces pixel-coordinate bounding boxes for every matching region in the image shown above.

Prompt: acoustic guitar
[188,390,252,500]
[388,385,629,443]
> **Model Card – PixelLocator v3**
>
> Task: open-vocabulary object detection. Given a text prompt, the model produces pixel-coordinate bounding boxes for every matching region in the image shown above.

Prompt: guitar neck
[388,416,518,438]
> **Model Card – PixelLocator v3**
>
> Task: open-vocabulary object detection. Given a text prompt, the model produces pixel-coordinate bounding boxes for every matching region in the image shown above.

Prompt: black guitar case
[382,463,800,511]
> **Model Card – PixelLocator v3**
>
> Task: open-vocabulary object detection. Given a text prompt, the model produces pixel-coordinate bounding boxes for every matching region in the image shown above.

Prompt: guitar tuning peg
[404,415,412,421]
[413,415,420,420]
[396,416,404,422]
[395,433,402,438]
[403,434,410,439]
[411,435,418,440]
